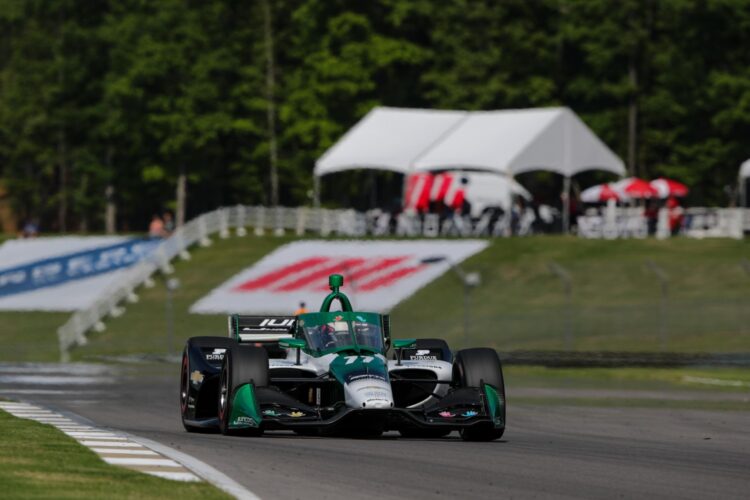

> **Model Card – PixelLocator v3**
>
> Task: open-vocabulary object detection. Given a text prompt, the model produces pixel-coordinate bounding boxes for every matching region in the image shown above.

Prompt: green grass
[505,366,750,410]
[0,409,230,499]
[390,236,750,352]
[504,366,750,392]
[509,397,750,411]
[1,235,750,362]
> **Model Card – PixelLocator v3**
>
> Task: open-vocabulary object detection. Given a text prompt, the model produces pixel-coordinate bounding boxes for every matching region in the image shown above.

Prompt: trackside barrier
[57,205,750,361]
[578,207,747,239]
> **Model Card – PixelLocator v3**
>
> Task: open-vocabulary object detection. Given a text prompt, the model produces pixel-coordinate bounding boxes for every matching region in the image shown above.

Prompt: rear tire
[453,348,505,442]
[218,344,268,436]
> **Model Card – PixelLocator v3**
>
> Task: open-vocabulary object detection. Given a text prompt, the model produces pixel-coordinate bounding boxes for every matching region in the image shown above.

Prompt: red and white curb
[0,402,259,498]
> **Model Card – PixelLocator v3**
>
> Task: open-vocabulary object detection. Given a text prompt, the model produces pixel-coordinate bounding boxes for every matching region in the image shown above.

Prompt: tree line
[1,0,749,232]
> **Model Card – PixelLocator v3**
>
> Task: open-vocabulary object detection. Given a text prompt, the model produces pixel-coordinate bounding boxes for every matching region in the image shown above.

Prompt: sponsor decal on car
[190,370,204,385]
[438,411,455,418]
[262,409,281,417]
[288,411,305,418]
[359,389,389,400]
[258,318,295,328]
[234,416,256,426]
[462,410,478,417]
[409,349,438,361]
[205,348,226,361]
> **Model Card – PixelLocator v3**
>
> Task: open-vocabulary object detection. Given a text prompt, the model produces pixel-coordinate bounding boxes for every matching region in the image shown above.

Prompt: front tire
[218,344,268,436]
[453,348,505,441]
[180,336,236,432]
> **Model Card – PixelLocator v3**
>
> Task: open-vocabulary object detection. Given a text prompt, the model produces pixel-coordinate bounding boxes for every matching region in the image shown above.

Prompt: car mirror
[393,339,416,349]
[279,338,306,349]
[279,338,306,365]
[393,339,416,366]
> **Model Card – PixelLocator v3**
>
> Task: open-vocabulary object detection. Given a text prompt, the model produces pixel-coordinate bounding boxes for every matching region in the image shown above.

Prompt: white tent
[316,106,624,177]
[740,159,750,179]
[314,107,467,176]
[314,106,626,231]
[412,108,625,177]
[739,159,750,207]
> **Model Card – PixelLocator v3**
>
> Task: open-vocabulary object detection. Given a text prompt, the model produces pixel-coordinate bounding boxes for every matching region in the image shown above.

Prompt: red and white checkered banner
[189,240,488,314]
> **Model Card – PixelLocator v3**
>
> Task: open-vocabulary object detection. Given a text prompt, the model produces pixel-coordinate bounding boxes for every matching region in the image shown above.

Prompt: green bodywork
[329,353,389,386]
[229,383,262,428]
[483,383,505,428]
[319,274,353,312]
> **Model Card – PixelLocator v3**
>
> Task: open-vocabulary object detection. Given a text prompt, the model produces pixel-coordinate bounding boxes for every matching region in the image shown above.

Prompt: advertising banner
[190,240,488,315]
[0,237,158,311]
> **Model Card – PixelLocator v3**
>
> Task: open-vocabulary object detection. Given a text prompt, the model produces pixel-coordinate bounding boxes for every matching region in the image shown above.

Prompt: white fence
[57,204,750,360]
[577,206,747,240]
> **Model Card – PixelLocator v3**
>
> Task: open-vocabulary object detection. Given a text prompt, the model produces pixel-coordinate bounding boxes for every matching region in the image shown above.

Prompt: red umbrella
[580,183,621,203]
[650,178,689,198]
[613,177,658,199]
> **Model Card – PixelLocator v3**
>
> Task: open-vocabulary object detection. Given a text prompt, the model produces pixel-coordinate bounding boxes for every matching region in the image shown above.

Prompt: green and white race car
[180,274,505,441]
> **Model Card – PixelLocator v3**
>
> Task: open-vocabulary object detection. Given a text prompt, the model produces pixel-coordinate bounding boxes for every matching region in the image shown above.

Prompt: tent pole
[562,175,571,234]
[313,175,321,208]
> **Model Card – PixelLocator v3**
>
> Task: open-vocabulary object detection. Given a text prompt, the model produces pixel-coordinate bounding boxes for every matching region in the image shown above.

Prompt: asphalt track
[3,363,749,499]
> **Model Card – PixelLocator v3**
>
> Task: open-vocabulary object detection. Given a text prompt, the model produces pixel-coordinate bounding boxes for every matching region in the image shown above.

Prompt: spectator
[162,211,175,235]
[294,301,308,315]
[21,219,39,238]
[667,197,684,236]
[148,214,165,239]
[644,199,659,236]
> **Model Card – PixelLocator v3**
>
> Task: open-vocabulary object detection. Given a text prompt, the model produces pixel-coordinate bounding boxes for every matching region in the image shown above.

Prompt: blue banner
[0,238,160,298]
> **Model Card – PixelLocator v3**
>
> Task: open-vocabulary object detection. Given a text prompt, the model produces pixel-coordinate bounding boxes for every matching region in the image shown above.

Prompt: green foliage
[1,0,749,231]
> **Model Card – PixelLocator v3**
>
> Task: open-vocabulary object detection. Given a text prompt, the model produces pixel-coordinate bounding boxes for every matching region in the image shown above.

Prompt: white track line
[80,440,144,447]
[0,401,258,498]
[148,471,202,482]
[128,434,260,500]
[92,448,159,455]
[102,457,182,467]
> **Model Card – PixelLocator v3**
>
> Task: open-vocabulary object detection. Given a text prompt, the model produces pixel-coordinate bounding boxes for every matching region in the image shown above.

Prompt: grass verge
[505,366,750,392]
[509,397,750,411]
[0,409,230,499]
[1,235,749,362]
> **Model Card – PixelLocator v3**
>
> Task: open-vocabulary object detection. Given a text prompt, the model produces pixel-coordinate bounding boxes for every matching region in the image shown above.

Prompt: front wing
[226,382,505,433]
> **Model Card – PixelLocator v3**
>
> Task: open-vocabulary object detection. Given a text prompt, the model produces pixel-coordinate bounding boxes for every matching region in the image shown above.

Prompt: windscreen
[298,312,384,354]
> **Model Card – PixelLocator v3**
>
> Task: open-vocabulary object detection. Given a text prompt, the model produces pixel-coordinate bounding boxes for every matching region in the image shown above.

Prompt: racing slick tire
[180,336,237,433]
[218,344,269,436]
[453,348,505,442]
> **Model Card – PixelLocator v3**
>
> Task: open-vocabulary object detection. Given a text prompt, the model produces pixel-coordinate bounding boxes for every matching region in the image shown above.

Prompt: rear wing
[228,314,296,343]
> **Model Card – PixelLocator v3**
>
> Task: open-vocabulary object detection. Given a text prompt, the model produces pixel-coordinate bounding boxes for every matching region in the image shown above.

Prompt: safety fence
[57,204,750,361]
[577,206,747,239]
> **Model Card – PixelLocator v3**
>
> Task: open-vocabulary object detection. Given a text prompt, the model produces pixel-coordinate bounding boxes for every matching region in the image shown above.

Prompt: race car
[179,274,505,441]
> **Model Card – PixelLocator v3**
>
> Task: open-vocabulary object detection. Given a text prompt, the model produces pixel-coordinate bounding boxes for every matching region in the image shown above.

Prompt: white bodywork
[269,350,452,409]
